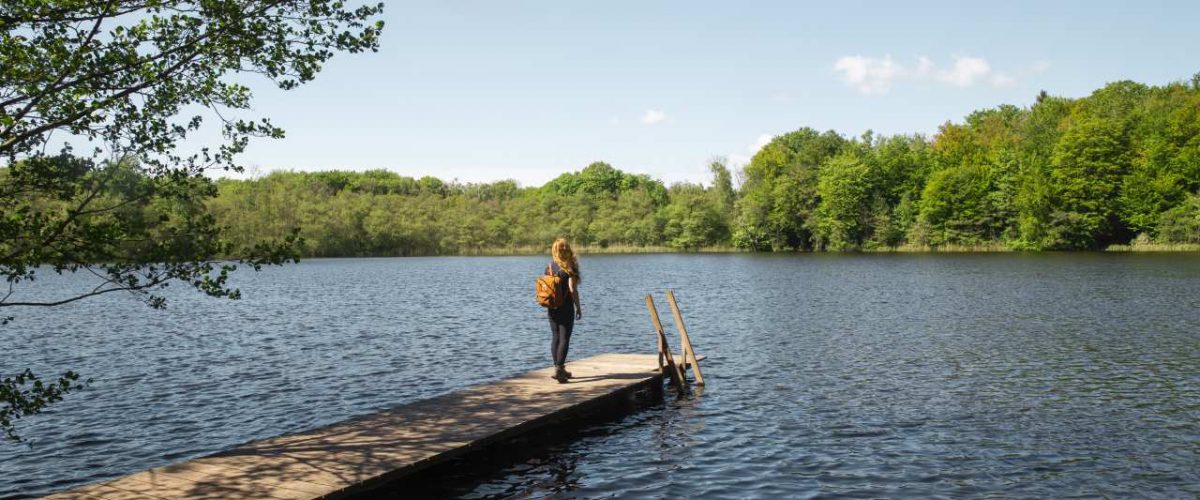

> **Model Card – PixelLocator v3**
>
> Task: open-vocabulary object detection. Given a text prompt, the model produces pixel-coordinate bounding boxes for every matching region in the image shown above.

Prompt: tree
[708,157,736,213]
[1048,117,1131,248]
[733,128,848,250]
[544,161,667,203]
[811,153,871,250]
[1,1,384,441]
[915,163,1000,246]
[1014,93,1072,248]
[1156,193,1200,243]
[862,134,932,247]
[662,182,728,250]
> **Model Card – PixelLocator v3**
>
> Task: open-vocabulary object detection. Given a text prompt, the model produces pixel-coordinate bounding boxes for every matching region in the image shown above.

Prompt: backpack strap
[549,261,568,293]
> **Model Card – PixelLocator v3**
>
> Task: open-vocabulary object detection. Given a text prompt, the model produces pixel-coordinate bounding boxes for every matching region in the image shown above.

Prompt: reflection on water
[3,253,1199,498]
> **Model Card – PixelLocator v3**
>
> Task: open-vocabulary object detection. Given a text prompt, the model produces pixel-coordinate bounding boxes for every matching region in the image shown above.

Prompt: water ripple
[2,254,1199,498]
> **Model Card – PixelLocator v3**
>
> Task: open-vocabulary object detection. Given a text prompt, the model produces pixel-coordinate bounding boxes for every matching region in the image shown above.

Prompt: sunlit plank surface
[44,353,677,500]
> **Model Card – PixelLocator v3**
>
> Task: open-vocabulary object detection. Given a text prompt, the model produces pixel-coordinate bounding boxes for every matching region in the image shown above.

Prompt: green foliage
[811,154,871,250]
[590,189,664,247]
[207,74,1200,257]
[662,183,730,250]
[733,75,1200,252]
[544,161,667,203]
[709,159,736,213]
[2,1,384,167]
[210,163,741,255]
[734,128,848,250]
[1,370,90,442]
[1,1,383,441]
[1011,95,1073,248]
[1048,117,1131,248]
[1156,193,1200,243]
[916,164,1002,246]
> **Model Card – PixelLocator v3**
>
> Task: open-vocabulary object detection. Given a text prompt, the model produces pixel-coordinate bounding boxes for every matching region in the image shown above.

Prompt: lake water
[2,254,1199,498]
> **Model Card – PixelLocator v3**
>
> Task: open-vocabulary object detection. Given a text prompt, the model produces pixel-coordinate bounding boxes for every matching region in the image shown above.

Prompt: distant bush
[1157,193,1200,244]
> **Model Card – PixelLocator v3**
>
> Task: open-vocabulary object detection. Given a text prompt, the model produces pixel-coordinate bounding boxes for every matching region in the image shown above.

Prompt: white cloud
[641,109,666,125]
[833,55,901,95]
[751,133,773,152]
[915,56,934,78]
[729,133,776,166]
[937,56,992,87]
[991,72,1018,88]
[834,54,1049,94]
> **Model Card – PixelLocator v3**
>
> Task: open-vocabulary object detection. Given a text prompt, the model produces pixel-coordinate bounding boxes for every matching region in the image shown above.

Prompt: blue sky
[228,0,1200,187]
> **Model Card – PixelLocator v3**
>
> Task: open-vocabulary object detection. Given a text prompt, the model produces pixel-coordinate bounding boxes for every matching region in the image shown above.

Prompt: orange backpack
[536,265,566,308]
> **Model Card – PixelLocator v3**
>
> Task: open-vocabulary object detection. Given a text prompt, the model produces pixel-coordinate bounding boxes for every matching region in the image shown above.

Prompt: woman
[546,238,582,383]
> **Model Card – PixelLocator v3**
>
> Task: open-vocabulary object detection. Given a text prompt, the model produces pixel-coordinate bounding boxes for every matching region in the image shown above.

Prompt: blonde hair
[551,238,581,282]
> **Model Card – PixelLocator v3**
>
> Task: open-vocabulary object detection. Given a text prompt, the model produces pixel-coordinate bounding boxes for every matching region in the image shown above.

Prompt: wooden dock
[45,353,685,500]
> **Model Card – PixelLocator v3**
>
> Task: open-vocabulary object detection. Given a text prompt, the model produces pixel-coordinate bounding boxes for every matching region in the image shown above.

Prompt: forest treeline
[207,76,1197,255]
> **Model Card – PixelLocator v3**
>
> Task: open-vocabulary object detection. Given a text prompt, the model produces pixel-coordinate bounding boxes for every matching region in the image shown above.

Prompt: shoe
[553,366,569,384]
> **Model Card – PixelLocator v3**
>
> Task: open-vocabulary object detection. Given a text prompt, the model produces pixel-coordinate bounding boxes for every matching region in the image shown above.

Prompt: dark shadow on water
[358,384,670,499]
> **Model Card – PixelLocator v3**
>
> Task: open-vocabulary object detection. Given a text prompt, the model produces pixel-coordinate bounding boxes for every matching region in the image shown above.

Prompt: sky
[221,0,1200,187]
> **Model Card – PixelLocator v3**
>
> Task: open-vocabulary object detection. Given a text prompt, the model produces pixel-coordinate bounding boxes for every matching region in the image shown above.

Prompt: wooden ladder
[644,289,706,390]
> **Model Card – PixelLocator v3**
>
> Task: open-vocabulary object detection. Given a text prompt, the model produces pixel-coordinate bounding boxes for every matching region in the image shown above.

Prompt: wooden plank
[45,483,169,500]
[666,290,705,386]
[112,461,329,500]
[42,484,138,500]
[577,353,701,369]
[644,295,670,378]
[39,493,109,500]
[644,295,687,390]
[666,290,697,378]
[45,353,676,500]
[104,472,302,500]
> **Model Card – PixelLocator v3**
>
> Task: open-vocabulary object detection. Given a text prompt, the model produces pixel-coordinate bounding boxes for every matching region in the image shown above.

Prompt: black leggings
[549,315,574,367]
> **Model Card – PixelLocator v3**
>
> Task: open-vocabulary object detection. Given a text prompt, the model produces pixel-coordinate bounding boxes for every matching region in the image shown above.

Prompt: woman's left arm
[570,277,582,320]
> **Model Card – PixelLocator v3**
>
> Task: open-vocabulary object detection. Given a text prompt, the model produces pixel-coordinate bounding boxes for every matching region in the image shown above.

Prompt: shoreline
[283,243,1200,259]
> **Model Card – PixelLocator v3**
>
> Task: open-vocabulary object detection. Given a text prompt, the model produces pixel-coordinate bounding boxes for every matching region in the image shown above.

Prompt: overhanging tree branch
[1,0,383,443]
